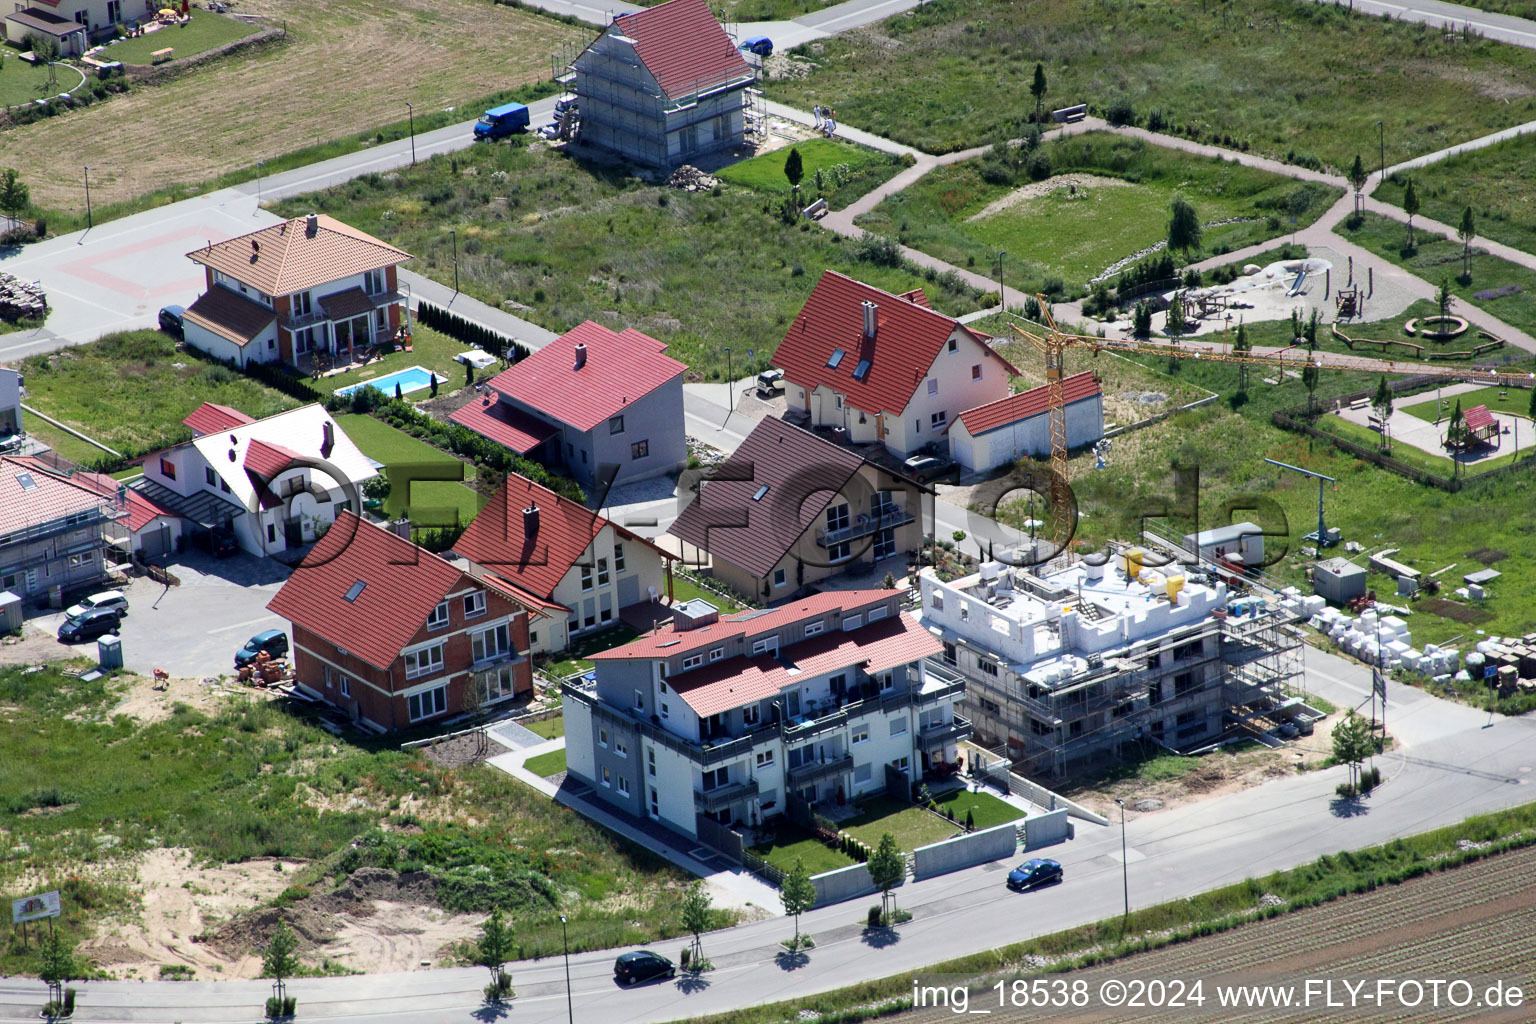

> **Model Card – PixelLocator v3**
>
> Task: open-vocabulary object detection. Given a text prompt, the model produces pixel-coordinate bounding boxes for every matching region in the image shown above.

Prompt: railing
[780,686,922,743]
[694,778,758,814]
[815,503,916,547]
[913,672,967,708]
[920,714,973,749]
[563,680,760,767]
[787,753,854,788]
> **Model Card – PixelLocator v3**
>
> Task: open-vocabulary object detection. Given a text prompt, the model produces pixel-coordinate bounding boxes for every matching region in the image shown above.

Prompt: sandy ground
[968,174,1132,222]
[0,623,76,668]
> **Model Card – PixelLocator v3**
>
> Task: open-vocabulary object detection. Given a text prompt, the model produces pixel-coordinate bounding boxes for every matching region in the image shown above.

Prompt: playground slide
[1285,269,1307,297]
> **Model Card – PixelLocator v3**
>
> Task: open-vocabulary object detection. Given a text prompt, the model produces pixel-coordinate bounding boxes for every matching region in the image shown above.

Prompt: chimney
[305,213,319,236]
[321,420,334,457]
[523,504,540,538]
[393,517,412,539]
[861,300,878,339]
[573,343,587,371]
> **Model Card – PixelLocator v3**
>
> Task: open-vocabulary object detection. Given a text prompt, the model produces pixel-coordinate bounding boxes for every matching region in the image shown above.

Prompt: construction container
[1166,575,1185,601]
[97,634,123,671]
[0,591,19,633]
[1122,548,1144,578]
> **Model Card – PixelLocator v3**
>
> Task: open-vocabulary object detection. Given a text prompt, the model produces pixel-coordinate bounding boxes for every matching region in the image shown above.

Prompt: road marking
[207,615,281,635]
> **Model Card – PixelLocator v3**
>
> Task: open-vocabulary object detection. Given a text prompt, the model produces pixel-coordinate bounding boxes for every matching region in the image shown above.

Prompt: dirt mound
[666,164,718,192]
[328,867,437,906]
[205,904,340,960]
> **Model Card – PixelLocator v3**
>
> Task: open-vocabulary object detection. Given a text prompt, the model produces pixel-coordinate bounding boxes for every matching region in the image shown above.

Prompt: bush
[867,905,884,927]
[854,231,903,268]
[1025,149,1053,181]
[1104,99,1137,127]
[415,302,527,362]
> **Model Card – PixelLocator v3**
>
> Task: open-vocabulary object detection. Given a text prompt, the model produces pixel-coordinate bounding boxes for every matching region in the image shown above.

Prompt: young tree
[1446,398,1468,450]
[1132,299,1153,339]
[0,168,28,230]
[1304,308,1320,350]
[1302,362,1320,417]
[1331,709,1372,791]
[1458,206,1476,280]
[1372,375,1394,450]
[262,918,300,1005]
[1030,62,1048,120]
[1165,291,1187,337]
[867,832,905,921]
[1232,319,1250,399]
[1402,178,1420,247]
[784,147,804,189]
[1347,155,1368,197]
[679,882,713,966]
[780,857,817,947]
[37,927,77,1009]
[1529,385,1536,424]
[1437,278,1455,321]
[1167,195,1202,257]
[476,908,513,1000]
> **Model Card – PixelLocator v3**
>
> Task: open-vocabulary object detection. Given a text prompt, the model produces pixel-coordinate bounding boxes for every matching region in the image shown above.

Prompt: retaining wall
[1023,808,1071,850]
[912,821,1017,880]
[809,862,880,906]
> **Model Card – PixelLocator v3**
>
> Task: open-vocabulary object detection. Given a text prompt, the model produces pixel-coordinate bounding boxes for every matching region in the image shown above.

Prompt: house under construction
[569,0,756,169]
[917,546,1302,777]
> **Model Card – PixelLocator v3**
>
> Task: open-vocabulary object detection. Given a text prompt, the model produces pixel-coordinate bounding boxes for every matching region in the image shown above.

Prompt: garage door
[141,524,172,560]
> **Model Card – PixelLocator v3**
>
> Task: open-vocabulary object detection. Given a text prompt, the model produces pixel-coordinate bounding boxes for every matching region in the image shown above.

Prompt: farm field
[5,0,584,210]
[1374,135,1536,257]
[716,137,907,211]
[770,0,1536,165]
[275,139,988,380]
[855,133,1340,294]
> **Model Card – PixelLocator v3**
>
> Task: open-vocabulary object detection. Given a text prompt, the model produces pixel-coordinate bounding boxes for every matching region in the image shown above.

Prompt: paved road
[1300,0,1536,49]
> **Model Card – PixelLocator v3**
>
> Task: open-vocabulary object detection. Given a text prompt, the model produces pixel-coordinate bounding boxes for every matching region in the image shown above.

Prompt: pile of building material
[0,273,45,321]
[1275,586,1327,619]
[1308,606,1465,681]
[665,164,719,192]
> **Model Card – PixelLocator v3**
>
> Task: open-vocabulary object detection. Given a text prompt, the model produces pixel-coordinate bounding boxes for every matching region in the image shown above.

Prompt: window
[701,767,729,790]
[948,338,958,353]
[631,440,649,460]
[878,672,895,692]
[340,675,351,698]
[835,395,843,410]
[471,623,510,663]
[772,568,787,587]
[851,726,869,745]
[854,762,872,783]
[914,419,922,434]
[599,728,609,748]
[267,524,277,543]
[426,601,450,631]
[647,748,657,777]
[633,689,645,711]
[105,0,120,22]
[971,364,983,382]
[828,541,850,562]
[804,621,824,637]
[1147,651,1162,670]
[479,665,517,702]
[827,348,846,369]
[617,776,630,797]
[890,717,908,736]
[601,766,611,788]
[891,756,910,774]
[615,739,628,758]
[927,379,938,396]
[825,502,850,533]
[743,704,760,726]
[530,630,539,646]
[407,684,448,722]
[660,701,670,718]
[463,591,487,619]
[658,679,668,693]
[159,458,176,480]
[930,411,947,428]
[980,659,999,677]
[597,557,610,587]
[364,268,386,295]
[942,641,957,665]
[613,543,626,573]
[709,646,724,662]
[205,467,217,487]
[751,636,778,656]
[581,565,594,592]
[1174,671,1196,697]
[221,479,231,494]
[868,605,888,622]
[932,590,945,612]
[1030,717,1050,736]
[650,787,660,815]
[66,553,92,569]
[609,415,625,435]
[842,613,862,630]
[755,750,774,768]
[404,643,445,679]
[294,292,313,316]
[682,653,703,670]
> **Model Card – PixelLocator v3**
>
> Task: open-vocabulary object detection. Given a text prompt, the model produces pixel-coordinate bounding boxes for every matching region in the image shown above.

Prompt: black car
[614,950,675,985]
[1006,858,1063,890]
[158,305,186,339]
[902,454,955,484]
[58,607,122,644]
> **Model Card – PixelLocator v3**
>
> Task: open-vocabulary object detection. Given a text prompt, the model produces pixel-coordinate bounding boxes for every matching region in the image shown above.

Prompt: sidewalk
[401,269,559,351]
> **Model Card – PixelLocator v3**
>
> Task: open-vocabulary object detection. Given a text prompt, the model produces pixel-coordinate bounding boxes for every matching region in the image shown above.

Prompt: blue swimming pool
[333,365,443,398]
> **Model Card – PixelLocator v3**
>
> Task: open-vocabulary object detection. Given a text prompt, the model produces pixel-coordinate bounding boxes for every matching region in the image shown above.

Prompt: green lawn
[1401,386,1534,425]
[750,827,856,875]
[855,133,1340,295]
[333,413,483,528]
[101,8,259,65]
[18,330,297,455]
[669,575,745,613]
[542,625,642,681]
[770,0,1536,166]
[841,795,959,852]
[523,748,567,778]
[1374,136,1536,258]
[0,56,60,107]
[717,138,907,211]
[523,715,565,740]
[1338,213,1536,340]
[931,789,1026,831]
[273,138,989,381]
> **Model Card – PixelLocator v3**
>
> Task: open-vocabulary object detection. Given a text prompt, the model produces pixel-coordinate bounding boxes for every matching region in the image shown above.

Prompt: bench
[802,197,828,220]
[1051,103,1087,123]
[151,47,173,64]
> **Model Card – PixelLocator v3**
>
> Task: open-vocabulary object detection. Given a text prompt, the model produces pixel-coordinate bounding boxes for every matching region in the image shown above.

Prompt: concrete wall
[810,861,880,906]
[0,368,21,436]
[1023,808,1071,850]
[912,821,1017,880]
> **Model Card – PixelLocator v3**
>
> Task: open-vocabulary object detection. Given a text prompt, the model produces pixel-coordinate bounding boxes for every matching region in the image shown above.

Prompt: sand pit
[967,173,1132,221]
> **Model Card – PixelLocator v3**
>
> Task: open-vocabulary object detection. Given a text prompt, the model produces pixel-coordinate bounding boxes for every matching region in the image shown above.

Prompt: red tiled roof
[183,286,276,347]
[1464,405,1496,432]
[952,371,1102,437]
[772,271,1020,415]
[610,0,752,101]
[669,613,940,717]
[481,322,685,433]
[125,489,176,532]
[590,588,901,662]
[244,439,307,480]
[266,512,467,671]
[183,402,255,437]
[455,473,670,604]
[448,394,561,454]
[668,416,864,578]
[187,215,411,298]
[0,456,113,537]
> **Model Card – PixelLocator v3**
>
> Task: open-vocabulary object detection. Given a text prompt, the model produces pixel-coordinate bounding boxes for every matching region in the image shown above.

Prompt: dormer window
[852,359,871,381]
[427,601,450,630]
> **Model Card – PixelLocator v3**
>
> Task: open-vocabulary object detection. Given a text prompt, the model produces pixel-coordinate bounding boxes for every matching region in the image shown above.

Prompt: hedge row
[416,302,530,363]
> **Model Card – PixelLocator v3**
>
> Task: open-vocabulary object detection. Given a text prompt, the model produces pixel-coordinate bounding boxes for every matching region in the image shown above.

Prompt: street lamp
[723,346,733,419]
[83,165,92,230]
[559,913,574,1024]
[1115,797,1129,926]
[995,250,1007,314]
[1376,121,1385,185]
[406,101,416,166]
[448,228,459,295]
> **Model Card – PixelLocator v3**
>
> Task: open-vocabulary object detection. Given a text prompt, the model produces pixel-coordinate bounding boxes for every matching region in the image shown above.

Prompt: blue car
[739,36,773,57]
[1006,858,1063,891]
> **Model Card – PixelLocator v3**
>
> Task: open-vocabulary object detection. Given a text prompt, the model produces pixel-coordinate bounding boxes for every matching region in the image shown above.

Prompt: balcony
[920,714,973,750]
[815,502,916,547]
[787,753,854,788]
[914,663,967,708]
[563,679,761,768]
[694,778,759,814]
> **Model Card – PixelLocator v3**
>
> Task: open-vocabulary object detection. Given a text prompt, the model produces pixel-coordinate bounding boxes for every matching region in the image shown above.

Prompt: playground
[1334,382,1535,466]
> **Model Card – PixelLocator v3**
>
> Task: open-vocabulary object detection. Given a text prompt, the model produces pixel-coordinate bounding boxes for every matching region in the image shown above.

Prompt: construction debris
[0,273,45,321]
[665,165,718,192]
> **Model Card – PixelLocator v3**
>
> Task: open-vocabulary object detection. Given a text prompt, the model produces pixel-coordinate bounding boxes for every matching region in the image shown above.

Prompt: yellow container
[1166,574,1185,600]
[1122,548,1145,578]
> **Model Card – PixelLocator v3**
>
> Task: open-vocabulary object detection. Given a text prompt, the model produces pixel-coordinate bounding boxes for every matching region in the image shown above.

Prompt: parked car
[64,590,129,621]
[902,454,955,484]
[738,36,773,57]
[1006,858,1063,891]
[613,950,675,985]
[474,102,530,140]
[554,94,578,117]
[235,629,288,668]
[58,608,122,644]
[756,368,784,396]
[205,525,239,558]
[158,305,186,339]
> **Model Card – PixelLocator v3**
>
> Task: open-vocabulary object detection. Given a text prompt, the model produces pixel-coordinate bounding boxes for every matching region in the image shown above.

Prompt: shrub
[854,231,902,268]
[415,302,527,361]
[867,905,883,927]
[1104,99,1136,127]
[1025,149,1053,181]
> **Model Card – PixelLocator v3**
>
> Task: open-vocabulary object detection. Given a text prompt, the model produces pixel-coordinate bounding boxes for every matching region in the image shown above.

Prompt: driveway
[36,551,291,678]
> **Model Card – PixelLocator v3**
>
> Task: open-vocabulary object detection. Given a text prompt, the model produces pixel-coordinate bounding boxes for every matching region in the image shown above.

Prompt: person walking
[812,105,823,129]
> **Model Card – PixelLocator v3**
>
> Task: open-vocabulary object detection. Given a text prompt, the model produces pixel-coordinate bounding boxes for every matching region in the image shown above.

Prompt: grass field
[18,330,297,455]
[1338,212,1536,340]
[102,9,260,65]
[670,575,745,613]
[541,625,642,682]
[1401,385,1534,424]
[1374,137,1536,258]
[5,0,584,210]
[523,715,565,740]
[333,413,483,528]
[0,54,62,107]
[0,665,722,975]
[771,0,1536,166]
[523,748,567,777]
[841,796,958,851]
[930,789,1025,831]
[274,139,988,380]
[716,137,907,210]
[855,133,1339,294]
[633,0,820,18]
[750,826,857,875]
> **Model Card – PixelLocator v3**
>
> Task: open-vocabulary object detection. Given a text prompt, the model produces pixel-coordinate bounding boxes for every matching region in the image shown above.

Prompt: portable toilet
[97,634,123,671]
[0,590,20,633]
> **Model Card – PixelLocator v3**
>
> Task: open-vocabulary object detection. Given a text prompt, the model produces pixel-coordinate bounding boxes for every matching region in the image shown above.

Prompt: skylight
[15,473,36,491]
[826,348,846,369]
[344,580,366,602]
[852,359,872,381]
[752,485,770,501]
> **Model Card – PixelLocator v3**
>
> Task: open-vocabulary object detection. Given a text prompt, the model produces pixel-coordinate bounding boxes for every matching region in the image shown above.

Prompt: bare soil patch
[966,173,1132,222]
[1466,547,1508,565]
[0,623,78,668]
[112,672,253,723]
[1421,597,1495,624]
[8,0,585,208]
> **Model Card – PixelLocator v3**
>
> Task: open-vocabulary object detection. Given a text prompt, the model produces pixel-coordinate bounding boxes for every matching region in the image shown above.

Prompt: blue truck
[474,102,531,140]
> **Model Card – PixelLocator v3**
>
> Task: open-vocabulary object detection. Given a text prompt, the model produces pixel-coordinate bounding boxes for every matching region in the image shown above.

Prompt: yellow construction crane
[1009,302,1535,547]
